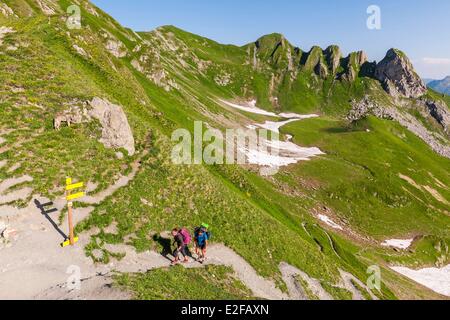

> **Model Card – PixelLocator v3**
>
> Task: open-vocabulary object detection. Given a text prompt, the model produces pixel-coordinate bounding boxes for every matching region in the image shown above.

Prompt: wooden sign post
[61,178,85,247]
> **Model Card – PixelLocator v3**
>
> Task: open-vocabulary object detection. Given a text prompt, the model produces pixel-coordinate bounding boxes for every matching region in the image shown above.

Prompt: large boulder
[88,98,135,156]
[54,98,135,156]
[375,49,427,98]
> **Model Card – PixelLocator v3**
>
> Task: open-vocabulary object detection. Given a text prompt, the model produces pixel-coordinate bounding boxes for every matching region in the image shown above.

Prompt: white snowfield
[220,99,324,169]
[242,143,323,168]
[391,264,450,297]
[219,99,278,117]
[381,239,414,250]
[318,214,344,230]
[219,99,319,121]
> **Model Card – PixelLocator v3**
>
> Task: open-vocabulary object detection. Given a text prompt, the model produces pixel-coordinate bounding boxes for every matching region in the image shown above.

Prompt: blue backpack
[194,226,211,240]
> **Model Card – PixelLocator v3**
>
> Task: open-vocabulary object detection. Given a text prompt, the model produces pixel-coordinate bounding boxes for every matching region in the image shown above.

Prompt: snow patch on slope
[318,214,343,230]
[381,239,414,250]
[391,264,450,297]
[221,99,324,170]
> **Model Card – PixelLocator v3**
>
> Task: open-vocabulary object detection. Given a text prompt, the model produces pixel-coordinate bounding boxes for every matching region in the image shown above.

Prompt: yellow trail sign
[66,182,84,191]
[62,178,85,248]
[61,237,79,248]
[66,192,85,201]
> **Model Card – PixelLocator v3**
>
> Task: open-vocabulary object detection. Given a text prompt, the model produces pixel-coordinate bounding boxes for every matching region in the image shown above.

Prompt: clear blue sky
[91,0,450,79]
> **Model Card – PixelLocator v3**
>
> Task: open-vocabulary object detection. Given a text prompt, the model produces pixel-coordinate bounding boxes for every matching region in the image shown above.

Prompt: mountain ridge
[428,76,450,95]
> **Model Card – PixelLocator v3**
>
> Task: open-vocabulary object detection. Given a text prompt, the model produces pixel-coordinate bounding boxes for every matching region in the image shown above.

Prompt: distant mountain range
[426,76,450,95]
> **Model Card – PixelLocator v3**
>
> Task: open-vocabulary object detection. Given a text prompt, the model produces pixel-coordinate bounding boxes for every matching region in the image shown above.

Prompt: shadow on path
[34,199,67,240]
[153,234,173,262]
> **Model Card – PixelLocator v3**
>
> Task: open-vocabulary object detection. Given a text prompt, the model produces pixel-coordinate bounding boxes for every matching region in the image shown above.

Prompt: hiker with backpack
[194,223,210,263]
[171,227,191,266]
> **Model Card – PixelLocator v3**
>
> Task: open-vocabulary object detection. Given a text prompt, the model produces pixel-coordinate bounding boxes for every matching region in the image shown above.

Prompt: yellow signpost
[61,178,85,248]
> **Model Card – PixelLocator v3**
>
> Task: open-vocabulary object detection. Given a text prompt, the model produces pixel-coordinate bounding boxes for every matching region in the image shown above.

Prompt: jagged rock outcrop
[251,33,302,73]
[0,3,16,17]
[324,45,342,74]
[105,39,127,58]
[303,46,322,70]
[420,99,450,134]
[302,46,329,79]
[340,51,369,82]
[314,61,329,79]
[347,96,393,122]
[54,98,135,156]
[348,96,450,158]
[375,49,427,98]
[35,0,57,16]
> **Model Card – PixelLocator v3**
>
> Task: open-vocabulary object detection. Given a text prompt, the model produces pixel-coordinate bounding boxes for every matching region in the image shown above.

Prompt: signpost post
[61,178,85,247]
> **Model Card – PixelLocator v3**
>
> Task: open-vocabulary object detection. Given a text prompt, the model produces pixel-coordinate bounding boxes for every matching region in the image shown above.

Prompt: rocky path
[1,187,374,301]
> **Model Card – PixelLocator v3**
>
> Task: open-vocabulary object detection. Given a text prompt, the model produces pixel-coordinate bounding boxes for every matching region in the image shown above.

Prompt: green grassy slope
[116,265,255,300]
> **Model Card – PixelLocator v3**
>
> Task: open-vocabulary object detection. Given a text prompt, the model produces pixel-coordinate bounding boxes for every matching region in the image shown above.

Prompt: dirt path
[1,182,372,300]
[0,142,151,299]
[0,172,372,300]
[1,198,371,301]
[30,241,290,300]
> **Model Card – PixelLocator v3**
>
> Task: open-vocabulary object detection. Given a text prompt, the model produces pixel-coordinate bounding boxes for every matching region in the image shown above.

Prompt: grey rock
[115,151,124,160]
[88,97,136,156]
[105,39,127,58]
[314,61,329,79]
[347,96,393,122]
[324,45,342,74]
[0,3,16,17]
[348,96,450,158]
[54,105,89,130]
[420,99,450,134]
[54,98,135,156]
[375,49,427,98]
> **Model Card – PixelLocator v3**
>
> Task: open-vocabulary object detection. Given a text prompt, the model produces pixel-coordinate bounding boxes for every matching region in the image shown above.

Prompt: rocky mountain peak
[356,51,368,66]
[254,33,287,54]
[375,48,427,98]
[324,45,342,74]
[252,33,298,70]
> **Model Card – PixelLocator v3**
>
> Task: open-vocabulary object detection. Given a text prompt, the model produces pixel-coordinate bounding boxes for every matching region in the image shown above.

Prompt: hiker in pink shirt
[171,227,191,266]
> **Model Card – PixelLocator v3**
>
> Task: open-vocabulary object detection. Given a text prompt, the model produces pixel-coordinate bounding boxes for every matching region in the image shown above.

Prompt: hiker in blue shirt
[194,224,209,263]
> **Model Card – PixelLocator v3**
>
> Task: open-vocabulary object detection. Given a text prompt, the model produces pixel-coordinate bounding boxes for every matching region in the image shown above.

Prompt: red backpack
[179,228,192,245]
